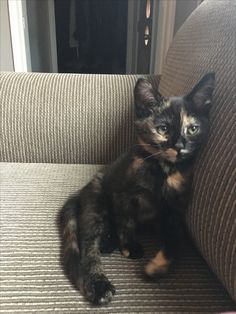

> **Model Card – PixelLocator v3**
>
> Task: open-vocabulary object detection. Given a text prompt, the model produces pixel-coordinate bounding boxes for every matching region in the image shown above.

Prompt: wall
[0,0,14,71]
[174,0,199,35]
[26,0,54,72]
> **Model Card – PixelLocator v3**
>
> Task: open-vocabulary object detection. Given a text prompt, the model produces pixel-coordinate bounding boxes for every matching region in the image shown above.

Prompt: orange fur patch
[167,171,185,191]
[137,137,161,159]
[127,157,144,175]
[145,250,170,276]
[154,133,168,143]
[181,108,198,130]
[162,148,178,163]
[122,249,130,258]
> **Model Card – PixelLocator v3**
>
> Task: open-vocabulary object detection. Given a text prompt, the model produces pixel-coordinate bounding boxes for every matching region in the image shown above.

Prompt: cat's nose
[175,139,185,150]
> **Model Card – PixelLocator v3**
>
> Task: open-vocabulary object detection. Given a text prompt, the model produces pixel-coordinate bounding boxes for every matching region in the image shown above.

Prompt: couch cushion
[159,0,236,301]
[0,162,235,313]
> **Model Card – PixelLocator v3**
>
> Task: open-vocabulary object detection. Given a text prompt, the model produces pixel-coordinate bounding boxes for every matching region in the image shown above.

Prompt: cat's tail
[59,194,81,283]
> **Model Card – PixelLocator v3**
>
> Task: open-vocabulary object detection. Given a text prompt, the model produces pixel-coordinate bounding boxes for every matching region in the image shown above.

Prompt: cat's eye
[188,125,200,135]
[157,125,168,135]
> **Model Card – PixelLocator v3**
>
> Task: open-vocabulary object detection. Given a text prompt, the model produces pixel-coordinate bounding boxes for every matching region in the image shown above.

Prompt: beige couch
[1,0,235,312]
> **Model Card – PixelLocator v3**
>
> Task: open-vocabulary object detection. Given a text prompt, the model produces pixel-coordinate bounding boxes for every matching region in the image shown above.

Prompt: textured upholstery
[159,0,236,301]
[0,162,235,313]
[0,72,135,164]
[1,0,235,311]
[0,72,158,164]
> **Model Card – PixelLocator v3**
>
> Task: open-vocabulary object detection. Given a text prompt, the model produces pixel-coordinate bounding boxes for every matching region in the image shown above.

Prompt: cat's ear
[134,78,164,118]
[185,73,215,112]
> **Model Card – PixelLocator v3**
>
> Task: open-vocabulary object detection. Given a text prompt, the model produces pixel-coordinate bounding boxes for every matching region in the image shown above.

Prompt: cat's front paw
[145,250,171,278]
[84,274,115,305]
[121,241,144,259]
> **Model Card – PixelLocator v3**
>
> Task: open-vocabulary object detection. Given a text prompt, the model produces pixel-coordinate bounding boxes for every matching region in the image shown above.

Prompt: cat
[60,73,215,305]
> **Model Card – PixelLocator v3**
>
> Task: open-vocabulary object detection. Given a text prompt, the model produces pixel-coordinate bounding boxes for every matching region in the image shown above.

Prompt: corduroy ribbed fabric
[0,72,159,164]
[1,0,235,310]
[159,0,236,302]
[0,162,235,313]
[0,73,135,164]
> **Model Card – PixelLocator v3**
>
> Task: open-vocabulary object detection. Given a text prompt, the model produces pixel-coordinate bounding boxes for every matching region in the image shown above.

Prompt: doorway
[54,0,128,74]
[24,0,172,75]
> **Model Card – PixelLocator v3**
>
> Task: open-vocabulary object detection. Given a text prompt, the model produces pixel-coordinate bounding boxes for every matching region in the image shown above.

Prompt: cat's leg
[145,205,184,277]
[61,175,115,305]
[113,197,144,259]
[99,221,118,254]
[117,218,144,259]
[76,185,116,305]
[78,222,115,305]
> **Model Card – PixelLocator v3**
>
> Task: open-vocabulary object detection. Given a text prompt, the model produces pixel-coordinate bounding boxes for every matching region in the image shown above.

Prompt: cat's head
[134,73,215,163]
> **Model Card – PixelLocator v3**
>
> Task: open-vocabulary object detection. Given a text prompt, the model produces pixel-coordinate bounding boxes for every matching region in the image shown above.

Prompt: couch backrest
[1,73,157,164]
[159,0,236,301]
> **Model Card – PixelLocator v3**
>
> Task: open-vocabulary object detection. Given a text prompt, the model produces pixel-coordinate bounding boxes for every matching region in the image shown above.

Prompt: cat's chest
[132,166,164,222]
[135,163,192,205]
[134,161,165,191]
[135,169,191,222]
[161,160,193,196]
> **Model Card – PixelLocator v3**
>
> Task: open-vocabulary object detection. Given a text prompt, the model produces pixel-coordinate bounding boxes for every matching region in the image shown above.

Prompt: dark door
[54,0,128,74]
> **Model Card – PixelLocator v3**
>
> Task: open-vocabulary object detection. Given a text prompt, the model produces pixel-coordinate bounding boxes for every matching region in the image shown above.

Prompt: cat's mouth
[177,148,193,160]
[137,137,194,163]
[160,148,194,163]
[179,149,189,155]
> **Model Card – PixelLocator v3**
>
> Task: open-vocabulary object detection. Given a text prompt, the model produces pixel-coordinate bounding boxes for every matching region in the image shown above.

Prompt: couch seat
[0,163,235,313]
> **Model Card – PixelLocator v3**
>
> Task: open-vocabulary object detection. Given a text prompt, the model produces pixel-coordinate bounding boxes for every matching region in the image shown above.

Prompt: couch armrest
[159,0,236,301]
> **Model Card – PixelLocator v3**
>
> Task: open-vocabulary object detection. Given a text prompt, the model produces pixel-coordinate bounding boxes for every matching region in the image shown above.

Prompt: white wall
[26,0,57,72]
[26,0,51,72]
[0,0,14,71]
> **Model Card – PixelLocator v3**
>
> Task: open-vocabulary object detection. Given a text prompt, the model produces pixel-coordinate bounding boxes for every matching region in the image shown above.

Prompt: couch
[0,0,235,312]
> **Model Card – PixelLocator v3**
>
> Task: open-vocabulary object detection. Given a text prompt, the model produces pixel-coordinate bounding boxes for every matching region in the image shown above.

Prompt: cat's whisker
[143,151,161,160]
[133,143,152,147]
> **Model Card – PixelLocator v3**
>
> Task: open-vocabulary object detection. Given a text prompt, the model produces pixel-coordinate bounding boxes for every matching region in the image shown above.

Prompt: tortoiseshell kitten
[60,73,215,305]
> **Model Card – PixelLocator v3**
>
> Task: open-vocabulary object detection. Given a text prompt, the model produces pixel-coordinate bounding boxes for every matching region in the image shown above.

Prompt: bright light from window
[146,0,151,19]
[144,25,149,46]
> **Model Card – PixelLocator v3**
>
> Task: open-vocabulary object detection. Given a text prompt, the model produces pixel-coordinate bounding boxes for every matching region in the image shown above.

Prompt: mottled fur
[59,73,215,305]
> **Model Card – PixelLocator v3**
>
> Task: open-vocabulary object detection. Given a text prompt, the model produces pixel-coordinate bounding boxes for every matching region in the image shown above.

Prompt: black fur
[60,73,215,304]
